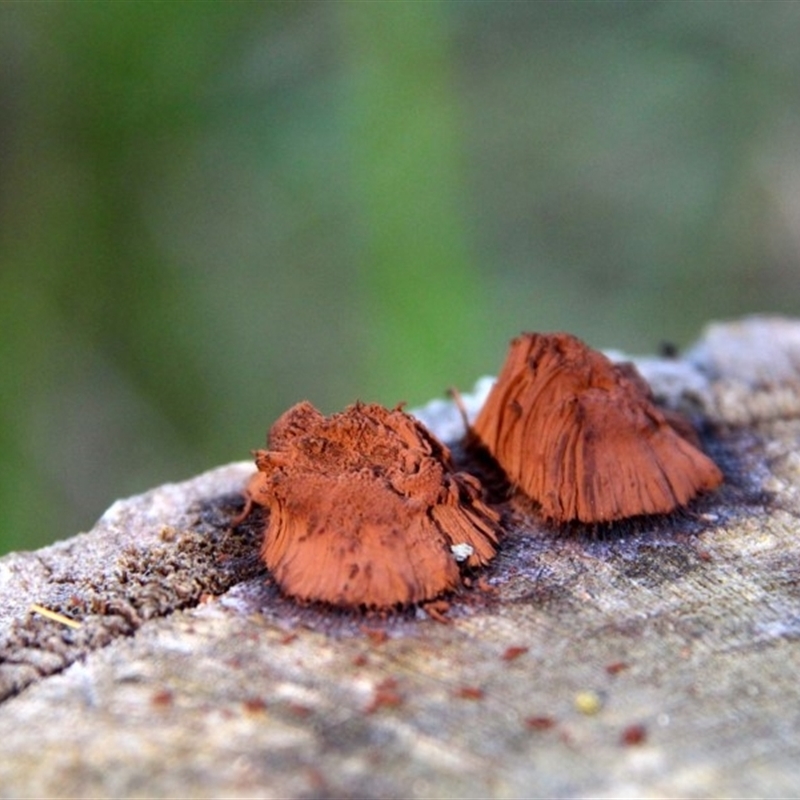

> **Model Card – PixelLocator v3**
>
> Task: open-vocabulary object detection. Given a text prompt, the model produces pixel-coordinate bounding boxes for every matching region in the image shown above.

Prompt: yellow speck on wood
[574,690,603,715]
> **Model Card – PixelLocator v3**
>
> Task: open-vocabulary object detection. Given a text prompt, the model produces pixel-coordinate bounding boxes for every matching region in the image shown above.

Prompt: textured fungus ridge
[240,401,500,608]
[471,333,723,523]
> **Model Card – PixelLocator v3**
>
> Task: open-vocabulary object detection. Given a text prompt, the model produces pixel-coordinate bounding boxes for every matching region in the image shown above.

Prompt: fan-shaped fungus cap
[241,401,500,609]
[470,333,723,523]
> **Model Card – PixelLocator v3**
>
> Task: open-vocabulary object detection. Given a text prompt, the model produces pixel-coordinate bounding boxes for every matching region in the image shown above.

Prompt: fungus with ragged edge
[237,401,500,609]
[468,332,723,524]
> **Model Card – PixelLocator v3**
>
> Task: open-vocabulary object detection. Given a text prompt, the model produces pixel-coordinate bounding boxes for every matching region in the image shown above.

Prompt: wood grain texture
[0,315,798,799]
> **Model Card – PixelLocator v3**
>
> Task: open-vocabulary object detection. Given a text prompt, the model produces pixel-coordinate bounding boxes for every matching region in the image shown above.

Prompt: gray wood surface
[1,316,799,799]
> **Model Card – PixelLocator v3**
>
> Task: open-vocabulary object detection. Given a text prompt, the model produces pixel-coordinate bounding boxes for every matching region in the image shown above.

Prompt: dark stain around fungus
[617,542,706,587]
[237,401,501,610]
[469,333,723,524]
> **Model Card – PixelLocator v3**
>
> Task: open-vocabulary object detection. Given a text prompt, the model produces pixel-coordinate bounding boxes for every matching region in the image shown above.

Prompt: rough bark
[1,315,799,799]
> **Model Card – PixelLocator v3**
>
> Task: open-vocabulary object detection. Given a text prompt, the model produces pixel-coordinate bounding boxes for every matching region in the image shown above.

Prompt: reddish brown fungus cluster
[471,333,723,523]
[240,401,500,609]
[239,331,723,611]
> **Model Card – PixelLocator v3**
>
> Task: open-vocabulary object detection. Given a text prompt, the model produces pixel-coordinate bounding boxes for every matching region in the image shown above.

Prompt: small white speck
[450,543,474,562]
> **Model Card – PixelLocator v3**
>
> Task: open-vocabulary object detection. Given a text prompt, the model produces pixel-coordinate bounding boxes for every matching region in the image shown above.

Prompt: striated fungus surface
[470,332,723,524]
[239,401,500,609]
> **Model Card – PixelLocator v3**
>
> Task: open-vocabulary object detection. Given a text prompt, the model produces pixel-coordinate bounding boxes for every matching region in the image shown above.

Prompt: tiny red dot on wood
[502,646,529,662]
[621,724,647,746]
[242,697,267,714]
[366,677,403,714]
[456,686,485,700]
[605,661,629,675]
[360,627,389,645]
[469,332,723,523]
[150,690,173,708]
[525,715,556,731]
[237,401,501,609]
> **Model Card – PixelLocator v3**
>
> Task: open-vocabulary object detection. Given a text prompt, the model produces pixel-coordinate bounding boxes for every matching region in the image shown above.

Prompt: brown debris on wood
[455,686,485,700]
[366,677,403,713]
[620,723,647,746]
[501,645,529,662]
[238,401,500,609]
[524,715,556,731]
[470,333,723,523]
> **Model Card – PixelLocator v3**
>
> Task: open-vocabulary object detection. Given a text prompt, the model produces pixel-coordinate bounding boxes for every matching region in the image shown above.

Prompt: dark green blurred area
[2,1,799,553]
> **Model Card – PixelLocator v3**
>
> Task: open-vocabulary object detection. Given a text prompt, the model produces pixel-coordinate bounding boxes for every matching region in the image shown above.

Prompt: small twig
[448,386,472,435]
[30,603,82,629]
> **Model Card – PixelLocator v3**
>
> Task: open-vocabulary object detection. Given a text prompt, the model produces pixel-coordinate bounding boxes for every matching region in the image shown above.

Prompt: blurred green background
[2,1,799,553]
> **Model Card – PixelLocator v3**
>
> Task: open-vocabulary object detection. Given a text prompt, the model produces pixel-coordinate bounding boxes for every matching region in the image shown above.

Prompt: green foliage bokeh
[1,1,799,552]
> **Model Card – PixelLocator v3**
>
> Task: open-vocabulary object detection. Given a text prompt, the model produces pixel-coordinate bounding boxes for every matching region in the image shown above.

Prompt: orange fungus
[470,333,723,523]
[239,401,500,609]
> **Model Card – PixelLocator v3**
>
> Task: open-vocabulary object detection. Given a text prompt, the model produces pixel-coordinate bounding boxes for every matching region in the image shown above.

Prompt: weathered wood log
[1,316,799,798]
